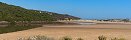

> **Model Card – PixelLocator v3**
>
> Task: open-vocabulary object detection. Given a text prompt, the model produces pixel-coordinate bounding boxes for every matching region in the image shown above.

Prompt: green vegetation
[121,19,130,22]
[0,2,80,23]
[0,2,80,34]
[0,2,53,22]
[97,19,130,22]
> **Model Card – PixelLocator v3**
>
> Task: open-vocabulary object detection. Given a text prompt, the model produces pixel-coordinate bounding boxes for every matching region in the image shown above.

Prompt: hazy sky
[0,0,131,19]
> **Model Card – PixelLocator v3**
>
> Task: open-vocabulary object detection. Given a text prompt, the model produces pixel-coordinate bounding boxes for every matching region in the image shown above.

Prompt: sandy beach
[0,24,131,40]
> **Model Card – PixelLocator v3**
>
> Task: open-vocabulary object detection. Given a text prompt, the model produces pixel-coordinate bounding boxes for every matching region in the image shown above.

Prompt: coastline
[58,20,131,25]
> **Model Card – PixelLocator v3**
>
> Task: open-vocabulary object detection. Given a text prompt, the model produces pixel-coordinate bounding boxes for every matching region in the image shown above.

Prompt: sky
[0,0,131,19]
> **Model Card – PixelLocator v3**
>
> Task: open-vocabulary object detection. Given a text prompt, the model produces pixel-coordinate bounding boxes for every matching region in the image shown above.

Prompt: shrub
[18,35,54,40]
[111,37,126,40]
[98,35,107,40]
[77,38,84,40]
[61,36,72,40]
[18,35,126,40]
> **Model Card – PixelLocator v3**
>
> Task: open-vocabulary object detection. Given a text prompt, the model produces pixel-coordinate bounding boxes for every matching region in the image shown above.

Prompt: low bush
[61,36,72,40]
[77,38,84,40]
[18,35,126,40]
[98,35,107,40]
[18,35,54,40]
[111,37,126,40]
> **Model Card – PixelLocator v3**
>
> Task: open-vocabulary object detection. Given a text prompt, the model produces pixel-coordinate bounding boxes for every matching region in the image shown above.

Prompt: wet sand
[0,24,131,40]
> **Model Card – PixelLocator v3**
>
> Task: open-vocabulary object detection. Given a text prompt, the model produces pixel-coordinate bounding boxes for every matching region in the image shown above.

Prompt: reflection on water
[77,22,96,25]
[0,24,43,34]
[0,25,8,27]
[0,24,43,27]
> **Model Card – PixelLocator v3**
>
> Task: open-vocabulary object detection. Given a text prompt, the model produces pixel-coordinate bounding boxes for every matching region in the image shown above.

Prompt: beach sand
[0,24,131,40]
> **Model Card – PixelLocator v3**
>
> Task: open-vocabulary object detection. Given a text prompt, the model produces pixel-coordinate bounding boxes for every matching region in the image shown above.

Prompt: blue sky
[0,0,131,19]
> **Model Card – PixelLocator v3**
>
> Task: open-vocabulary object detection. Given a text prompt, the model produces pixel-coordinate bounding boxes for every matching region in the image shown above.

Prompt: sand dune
[0,24,131,40]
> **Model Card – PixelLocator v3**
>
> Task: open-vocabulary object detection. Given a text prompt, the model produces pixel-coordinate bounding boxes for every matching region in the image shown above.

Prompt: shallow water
[0,24,42,27]
[70,22,96,25]
[0,25,8,27]
[0,24,42,34]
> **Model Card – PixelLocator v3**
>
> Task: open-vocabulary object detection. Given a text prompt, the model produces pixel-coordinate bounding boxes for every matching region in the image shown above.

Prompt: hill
[0,2,80,23]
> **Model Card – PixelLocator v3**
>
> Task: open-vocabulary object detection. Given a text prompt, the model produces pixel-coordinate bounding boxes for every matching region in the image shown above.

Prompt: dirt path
[0,24,131,40]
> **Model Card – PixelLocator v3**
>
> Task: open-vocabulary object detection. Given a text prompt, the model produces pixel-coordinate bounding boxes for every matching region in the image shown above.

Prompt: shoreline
[0,24,131,40]
[58,20,131,25]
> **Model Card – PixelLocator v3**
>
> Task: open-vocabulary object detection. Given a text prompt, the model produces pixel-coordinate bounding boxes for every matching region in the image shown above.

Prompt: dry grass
[17,35,126,40]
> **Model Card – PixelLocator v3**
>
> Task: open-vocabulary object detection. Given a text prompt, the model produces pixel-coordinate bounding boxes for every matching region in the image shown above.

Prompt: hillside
[0,2,80,22]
